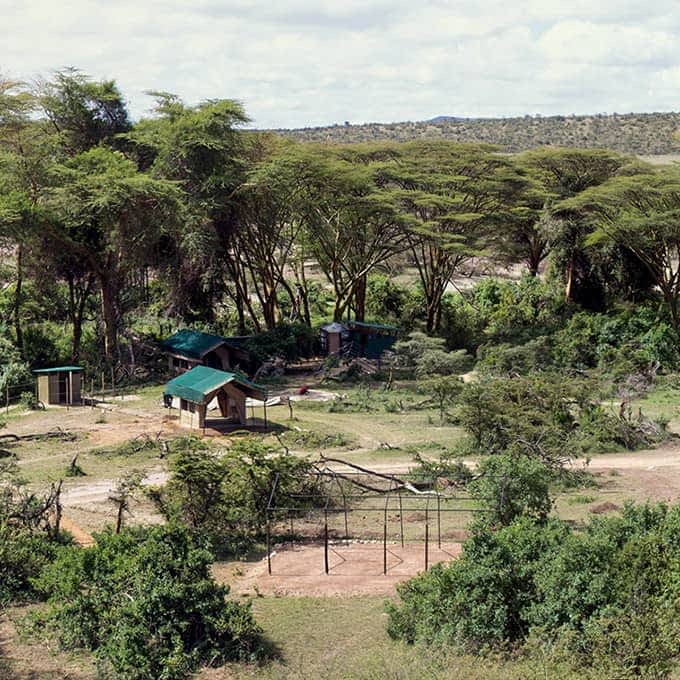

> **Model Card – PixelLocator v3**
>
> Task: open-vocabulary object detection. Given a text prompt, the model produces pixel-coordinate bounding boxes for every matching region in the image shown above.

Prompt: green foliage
[0,334,30,393]
[388,501,680,676]
[387,516,567,649]
[469,455,552,526]
[36,525,266,679]
[394,331,473,378]
[149,439,320,555]
[19,390,39,410]
[245,322,316,365]
[420,375,463,422]
[278,428,350,450]
[457,374,666,463]
[0,523,63,605]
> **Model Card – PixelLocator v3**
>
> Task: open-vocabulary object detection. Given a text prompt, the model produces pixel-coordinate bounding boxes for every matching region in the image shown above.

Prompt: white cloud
[1,0,679,127]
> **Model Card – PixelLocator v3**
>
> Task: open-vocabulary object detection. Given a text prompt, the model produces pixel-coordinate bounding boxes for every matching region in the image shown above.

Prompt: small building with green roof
[164,365,266,430]
[33,366,83,406]
[161,329,252,375]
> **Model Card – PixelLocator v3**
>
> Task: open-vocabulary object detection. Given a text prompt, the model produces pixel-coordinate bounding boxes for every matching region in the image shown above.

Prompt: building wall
[37,375,50,405]
[179,399,206,429]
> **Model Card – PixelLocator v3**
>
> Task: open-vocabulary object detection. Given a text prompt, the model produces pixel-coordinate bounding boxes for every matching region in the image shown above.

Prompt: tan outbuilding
[33,366,83,406]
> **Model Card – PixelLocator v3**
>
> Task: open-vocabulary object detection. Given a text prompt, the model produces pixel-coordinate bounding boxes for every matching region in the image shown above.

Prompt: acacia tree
[560,169,680,331]
[520,148,639,303]
[383,141,532,332]
[236,136,306,330]
[0,78,44,356]
[267,144,407,322]
[45,147,183,360]
[127,94,250,327]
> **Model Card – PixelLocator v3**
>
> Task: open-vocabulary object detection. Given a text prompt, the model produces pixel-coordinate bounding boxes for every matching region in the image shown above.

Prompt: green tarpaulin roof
[33,366,84,374]
[164,365,266,404]
[161,329,233,360]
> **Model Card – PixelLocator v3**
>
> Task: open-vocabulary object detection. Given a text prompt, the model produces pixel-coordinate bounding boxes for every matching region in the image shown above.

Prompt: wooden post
[5,384,9,414]
[111,366,115,398]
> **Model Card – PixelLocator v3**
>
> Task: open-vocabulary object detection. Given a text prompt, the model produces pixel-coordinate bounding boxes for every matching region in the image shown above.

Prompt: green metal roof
[161,329,230,360]
[164,365,266,403]
[33,366,84,374]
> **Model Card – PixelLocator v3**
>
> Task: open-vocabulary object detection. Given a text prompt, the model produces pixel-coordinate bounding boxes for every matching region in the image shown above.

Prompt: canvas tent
[164,365,266,430]
[161,329,251,374]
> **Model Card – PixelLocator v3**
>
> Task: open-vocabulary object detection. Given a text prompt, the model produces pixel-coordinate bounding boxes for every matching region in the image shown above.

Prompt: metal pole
[383,505,388,575]
[324,509,329,574]
[425,502,429,571]
[437,493,441,549]
[398,491,404,548]
[264,400,268,433]
[266,521,272,575]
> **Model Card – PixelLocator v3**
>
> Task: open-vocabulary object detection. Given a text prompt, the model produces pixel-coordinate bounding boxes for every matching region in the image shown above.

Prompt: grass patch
[567,494,598,505]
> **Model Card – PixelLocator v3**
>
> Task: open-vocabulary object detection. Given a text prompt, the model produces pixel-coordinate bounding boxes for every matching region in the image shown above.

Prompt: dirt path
[576,442,680,470]
[60,515,94,547]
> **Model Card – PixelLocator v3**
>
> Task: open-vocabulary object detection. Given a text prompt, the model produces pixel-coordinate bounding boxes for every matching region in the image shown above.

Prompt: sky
[2,0,680,128]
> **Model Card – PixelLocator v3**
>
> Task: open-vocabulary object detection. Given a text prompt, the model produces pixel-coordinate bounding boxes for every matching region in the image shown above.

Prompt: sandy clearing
[224,541,463,597]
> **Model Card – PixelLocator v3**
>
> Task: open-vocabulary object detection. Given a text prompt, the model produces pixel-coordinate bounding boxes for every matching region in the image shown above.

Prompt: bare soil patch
[224,541,462,597]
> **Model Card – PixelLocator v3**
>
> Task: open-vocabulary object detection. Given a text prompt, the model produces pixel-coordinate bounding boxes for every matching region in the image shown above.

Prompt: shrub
[245,322,316,365]
[0,523,63,605]
[386,516,567,649]
[469,454,553,526]
[394,331,473,377]
[388,501,680,677]
[36,525,267,679]
[149,439,321,555]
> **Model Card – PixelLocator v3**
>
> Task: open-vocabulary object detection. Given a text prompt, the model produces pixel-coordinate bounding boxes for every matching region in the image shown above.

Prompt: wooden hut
[164,365,266,430]
[161,329,252,374]
[33,366,83,406]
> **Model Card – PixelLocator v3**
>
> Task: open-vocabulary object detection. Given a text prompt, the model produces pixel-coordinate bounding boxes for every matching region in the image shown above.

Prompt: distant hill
[272,112,680,155]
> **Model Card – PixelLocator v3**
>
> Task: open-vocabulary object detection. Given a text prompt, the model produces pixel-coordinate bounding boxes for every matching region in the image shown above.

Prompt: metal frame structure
[264,457,488,576]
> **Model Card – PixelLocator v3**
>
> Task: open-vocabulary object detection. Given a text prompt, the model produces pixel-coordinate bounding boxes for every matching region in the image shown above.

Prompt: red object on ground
[298,385,309,395]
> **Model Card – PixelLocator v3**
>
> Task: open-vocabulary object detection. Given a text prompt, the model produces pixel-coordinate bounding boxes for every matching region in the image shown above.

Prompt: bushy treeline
[0,457,269,679]
[3,70,680,379]
[387,502,680,678]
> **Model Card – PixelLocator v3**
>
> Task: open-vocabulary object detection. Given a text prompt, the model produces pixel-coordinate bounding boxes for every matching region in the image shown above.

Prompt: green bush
[245,321,316,365]
[149,439,321,555]
[0,523,63,605]
[394,331,473,377]
[469,454,553,526]
[387,516,567,649]
[387,502,680,677]
[456,374,666,463]
[36,525,267,679]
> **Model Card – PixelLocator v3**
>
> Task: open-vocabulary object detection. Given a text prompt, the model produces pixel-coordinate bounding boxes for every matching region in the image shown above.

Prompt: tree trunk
[13,242,24,356]
[565,253,574,300]
[353,275,367,322]
[99,272,120,361]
